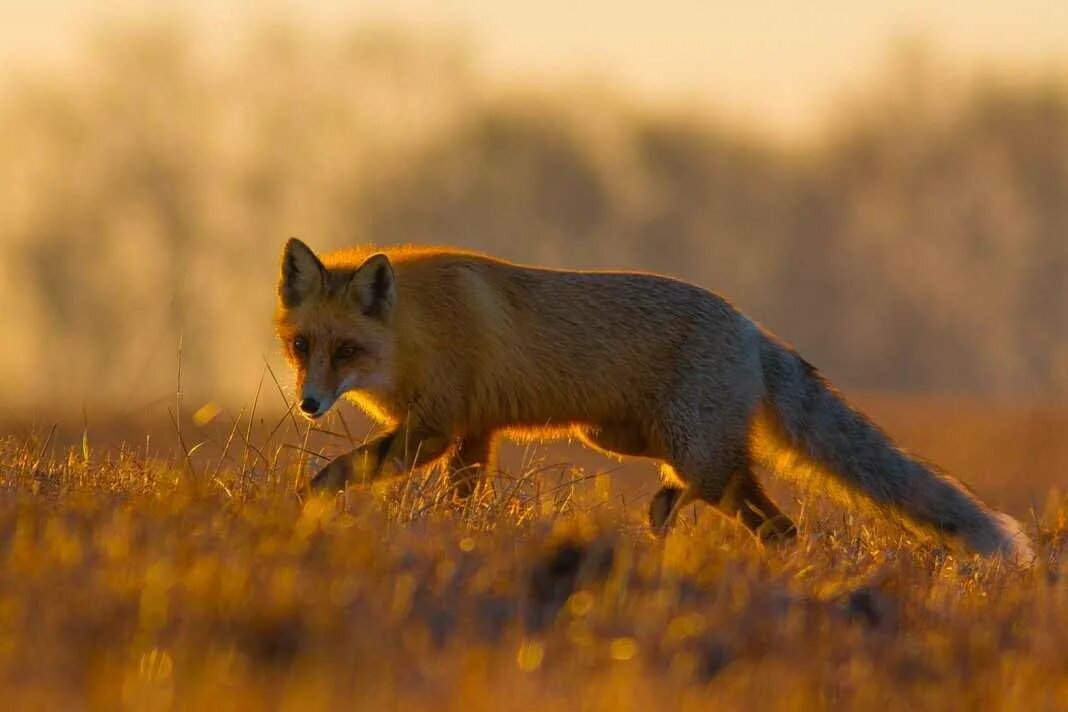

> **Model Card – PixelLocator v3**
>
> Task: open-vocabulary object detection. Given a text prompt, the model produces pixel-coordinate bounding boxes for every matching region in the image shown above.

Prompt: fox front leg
[306,440,381,494]
[307,427,452,494]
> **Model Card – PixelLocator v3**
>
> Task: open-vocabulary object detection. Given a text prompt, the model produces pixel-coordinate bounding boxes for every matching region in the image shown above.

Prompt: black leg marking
[649,486,686,537]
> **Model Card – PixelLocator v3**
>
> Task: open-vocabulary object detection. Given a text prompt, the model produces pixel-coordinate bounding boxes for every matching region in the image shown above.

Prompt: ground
[0,395,1065,710]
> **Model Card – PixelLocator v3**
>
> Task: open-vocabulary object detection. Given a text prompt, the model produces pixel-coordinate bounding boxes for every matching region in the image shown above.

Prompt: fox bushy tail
[752,333,1032,561]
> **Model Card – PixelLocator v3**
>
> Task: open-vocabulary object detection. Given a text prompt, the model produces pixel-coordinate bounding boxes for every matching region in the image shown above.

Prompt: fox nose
[299,397,321,416]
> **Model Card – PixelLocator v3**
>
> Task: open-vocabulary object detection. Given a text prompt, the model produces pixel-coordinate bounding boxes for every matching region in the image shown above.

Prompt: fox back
[276,241,758,439]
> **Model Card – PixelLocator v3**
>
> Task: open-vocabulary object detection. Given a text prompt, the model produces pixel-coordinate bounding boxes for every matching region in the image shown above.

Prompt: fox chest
[344,390,400,428]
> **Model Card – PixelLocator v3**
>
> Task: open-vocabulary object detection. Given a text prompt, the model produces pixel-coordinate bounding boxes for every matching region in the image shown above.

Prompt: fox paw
[307,454,355,495]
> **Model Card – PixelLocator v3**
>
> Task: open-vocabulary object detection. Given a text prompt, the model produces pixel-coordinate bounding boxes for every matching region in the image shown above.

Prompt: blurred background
[1,1,1066,420]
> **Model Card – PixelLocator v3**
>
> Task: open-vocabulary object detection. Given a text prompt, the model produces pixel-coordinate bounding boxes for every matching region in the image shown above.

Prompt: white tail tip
[991,512,1035,565]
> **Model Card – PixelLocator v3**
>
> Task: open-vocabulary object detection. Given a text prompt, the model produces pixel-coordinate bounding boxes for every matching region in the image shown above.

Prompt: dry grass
[0,398,1066,710]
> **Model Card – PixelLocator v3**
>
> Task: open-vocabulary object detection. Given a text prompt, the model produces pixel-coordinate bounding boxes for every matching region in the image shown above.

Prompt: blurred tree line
[0,23,1064,413]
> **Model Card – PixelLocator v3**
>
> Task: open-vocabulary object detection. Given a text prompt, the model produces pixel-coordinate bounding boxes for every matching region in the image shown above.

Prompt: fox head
[275,238,396,420]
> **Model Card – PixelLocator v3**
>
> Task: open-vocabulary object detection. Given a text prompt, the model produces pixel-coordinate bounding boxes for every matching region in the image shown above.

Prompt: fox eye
[336,343,360,360]
[292,336,309,356]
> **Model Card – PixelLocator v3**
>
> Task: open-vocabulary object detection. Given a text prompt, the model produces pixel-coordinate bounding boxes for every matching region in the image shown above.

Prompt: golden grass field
[0,393,1065,710]
[0,14,1065,711]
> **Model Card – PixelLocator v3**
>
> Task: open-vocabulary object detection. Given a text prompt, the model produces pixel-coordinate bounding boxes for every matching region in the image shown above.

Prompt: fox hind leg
[574,424,698,536]
[577,419,794,542]
[649,468,699,537]
[647,468,796,542]
[448,432,497,499]
[681,461,795,543]
[717,467,796,542]
[659,410,796,542]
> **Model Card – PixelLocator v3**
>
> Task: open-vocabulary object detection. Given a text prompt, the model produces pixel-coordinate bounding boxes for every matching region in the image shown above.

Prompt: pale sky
[3,0,1067,136]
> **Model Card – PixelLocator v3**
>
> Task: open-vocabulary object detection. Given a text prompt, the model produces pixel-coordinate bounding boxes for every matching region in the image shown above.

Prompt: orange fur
[276,239,1033,561]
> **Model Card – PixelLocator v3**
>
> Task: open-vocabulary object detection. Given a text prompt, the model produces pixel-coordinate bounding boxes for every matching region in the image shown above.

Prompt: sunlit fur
[275,242,396,419]
[276,241,1032,561]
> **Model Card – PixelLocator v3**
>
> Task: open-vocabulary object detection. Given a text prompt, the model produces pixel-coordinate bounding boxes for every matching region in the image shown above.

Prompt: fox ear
[349,253,395,319]
[279,238,326,308]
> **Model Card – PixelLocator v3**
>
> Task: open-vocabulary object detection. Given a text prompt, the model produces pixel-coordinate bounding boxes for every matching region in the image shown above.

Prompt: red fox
[276,238,1032,561]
